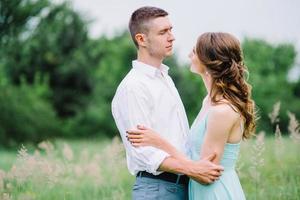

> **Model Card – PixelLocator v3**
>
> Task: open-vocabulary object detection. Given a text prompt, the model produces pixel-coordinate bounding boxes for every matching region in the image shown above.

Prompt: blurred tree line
[0,0,299,146]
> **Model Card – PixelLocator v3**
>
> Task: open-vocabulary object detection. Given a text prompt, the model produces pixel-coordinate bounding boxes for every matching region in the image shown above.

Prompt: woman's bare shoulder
[209,102,240,122]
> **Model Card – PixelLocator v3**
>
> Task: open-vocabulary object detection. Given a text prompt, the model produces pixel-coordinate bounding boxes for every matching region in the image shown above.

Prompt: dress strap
[203,109,211,130]
[240,118,244,134]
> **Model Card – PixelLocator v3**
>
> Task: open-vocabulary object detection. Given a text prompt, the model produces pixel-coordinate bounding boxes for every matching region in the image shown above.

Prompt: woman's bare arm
[127,125,188,161]
[200,104,239,164]
[127,125,224,183]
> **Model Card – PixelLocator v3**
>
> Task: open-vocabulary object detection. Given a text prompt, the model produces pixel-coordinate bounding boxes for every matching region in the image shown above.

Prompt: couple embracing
[112,6,256,200]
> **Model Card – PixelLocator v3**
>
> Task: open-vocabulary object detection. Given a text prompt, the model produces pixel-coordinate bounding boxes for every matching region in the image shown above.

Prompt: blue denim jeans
[132,176,188,200]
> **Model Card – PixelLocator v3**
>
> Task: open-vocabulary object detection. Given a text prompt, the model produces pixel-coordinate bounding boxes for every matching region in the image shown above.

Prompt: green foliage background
[0,0,299,145]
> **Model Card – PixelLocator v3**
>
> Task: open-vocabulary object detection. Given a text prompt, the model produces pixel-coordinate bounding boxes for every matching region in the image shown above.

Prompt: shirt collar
[132,60,169,78]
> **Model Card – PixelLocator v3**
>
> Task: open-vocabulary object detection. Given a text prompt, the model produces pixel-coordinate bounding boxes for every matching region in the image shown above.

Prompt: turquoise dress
[188,110,246,200]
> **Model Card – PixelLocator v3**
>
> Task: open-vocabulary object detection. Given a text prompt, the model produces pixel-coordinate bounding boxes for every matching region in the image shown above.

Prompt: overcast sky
[58,0,300,78]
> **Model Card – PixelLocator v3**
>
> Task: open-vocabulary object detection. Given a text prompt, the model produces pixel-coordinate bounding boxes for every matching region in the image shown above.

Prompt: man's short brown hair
[129,6,168,48]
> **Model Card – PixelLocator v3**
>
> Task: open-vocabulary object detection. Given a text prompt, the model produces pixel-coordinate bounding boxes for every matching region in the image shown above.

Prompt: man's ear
[135,33,147,48]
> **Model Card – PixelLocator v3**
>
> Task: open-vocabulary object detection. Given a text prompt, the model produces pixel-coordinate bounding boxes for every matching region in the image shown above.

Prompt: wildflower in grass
[268,101,281,124]
[10,145,36,183]
[287,111,300,142]
[6,183,12,191]
[79,149,89,162]
[1,138,129,198]
[236,154,245,179]
[38,141,54,156]
[17,144,28,161]
[84,162,102,184]
[7,144,63,187]
[74,166,83,177]
[62,143,74,161]
[274,124,282,141]
[250,131,265,198]
[18,193,35,200]
[111,187,126,200]
[2,193,11,200]
[274,124,284,167]
[102,137,126,183]
[0,169,5,190]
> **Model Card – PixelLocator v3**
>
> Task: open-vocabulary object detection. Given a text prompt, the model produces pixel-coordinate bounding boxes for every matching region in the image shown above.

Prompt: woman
[127,32,256,199]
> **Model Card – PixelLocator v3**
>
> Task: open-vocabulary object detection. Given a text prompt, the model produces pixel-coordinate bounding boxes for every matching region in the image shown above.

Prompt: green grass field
[0,136,299,200]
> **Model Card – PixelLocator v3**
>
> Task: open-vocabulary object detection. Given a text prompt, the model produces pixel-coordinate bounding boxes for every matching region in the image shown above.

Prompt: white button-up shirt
[111,60,190,175]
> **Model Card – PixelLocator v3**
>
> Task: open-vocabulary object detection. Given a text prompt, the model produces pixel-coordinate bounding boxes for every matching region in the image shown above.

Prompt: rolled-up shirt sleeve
[112,83,169,175]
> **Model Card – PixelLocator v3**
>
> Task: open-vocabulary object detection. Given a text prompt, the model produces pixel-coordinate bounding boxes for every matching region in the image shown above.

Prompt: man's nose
[168,32,175,42]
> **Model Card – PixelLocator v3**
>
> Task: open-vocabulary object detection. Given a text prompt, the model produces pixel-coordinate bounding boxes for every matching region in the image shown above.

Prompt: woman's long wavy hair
[196,32,256,139]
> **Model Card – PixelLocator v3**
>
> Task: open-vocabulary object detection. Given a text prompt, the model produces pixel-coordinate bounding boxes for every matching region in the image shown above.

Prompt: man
[111,6,223,200]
